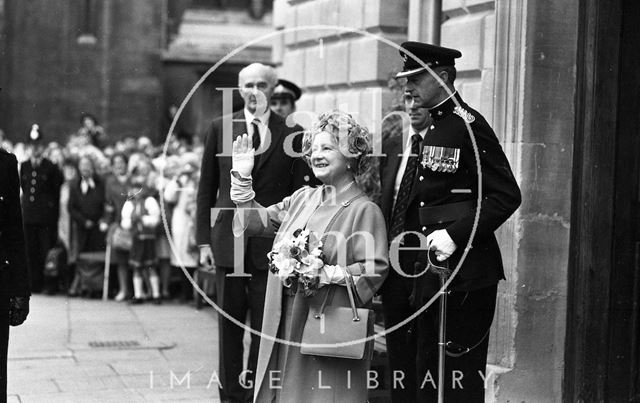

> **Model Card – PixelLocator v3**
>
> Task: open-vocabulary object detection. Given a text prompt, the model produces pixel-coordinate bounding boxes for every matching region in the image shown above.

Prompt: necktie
[388,134,422,243]
[251,119,261,151]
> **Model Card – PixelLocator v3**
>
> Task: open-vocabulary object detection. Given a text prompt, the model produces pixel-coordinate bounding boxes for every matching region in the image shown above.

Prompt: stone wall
[272,0,409,136]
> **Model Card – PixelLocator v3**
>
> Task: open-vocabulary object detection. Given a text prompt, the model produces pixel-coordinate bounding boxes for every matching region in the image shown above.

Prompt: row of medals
[421,145,460,173]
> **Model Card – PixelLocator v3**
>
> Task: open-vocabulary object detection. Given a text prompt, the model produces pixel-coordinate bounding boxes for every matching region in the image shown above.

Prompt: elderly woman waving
[231,110,389,402]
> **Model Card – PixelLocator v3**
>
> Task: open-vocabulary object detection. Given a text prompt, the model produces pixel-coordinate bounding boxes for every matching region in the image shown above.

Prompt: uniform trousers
[215,249,268,403]
[416,283,497,402]
[382,268,418,402]
[24,224,57,293]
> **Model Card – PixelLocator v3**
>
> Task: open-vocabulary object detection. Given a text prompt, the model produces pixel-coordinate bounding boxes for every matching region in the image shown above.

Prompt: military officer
[20,125,63,294]
[269,78,301,119]
[391,42,521,402]
[0,146,31,403]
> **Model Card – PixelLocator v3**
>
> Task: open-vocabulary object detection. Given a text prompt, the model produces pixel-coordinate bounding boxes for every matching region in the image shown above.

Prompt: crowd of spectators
[0,114,205,304]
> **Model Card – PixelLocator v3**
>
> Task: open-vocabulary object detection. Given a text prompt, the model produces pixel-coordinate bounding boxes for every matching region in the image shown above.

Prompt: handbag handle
[339,264,360,322]
[313,191,365,322]
[315,265,360,322]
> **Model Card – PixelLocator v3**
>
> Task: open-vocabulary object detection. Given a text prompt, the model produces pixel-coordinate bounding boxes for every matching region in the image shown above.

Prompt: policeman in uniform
[20,125,63,294]
[269,78,302,119]
[0,147,30,403]
[269,78,319,191]
[391,42,521,401]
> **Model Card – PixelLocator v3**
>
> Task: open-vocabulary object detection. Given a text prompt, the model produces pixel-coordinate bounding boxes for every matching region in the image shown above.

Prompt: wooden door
[565,0,640,401]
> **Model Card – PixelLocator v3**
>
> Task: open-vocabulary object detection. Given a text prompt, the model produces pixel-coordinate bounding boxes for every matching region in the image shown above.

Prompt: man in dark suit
[379,100,432,401]
[383,42,521,402]
[20,125,63,294]
[0,147,31,403]
[196,63,314,403]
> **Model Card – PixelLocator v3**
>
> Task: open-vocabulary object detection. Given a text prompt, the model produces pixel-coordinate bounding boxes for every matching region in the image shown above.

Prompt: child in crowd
[121,161,162,304]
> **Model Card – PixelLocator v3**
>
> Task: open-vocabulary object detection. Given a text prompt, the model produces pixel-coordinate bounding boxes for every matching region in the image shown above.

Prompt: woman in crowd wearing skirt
[121,162,162,304]
[104,152,131,301]
[163,155,200,301]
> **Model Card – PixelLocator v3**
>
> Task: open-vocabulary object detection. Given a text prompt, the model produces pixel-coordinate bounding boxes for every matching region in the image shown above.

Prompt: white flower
[299,255,324,275]
[273,253,293,274]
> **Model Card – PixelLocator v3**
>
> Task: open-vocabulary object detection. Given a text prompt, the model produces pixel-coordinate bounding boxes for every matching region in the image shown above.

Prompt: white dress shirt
[243,108,271,153]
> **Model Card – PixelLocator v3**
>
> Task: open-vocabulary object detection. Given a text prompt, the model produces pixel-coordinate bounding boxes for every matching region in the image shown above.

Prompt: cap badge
[453,106,475,123]
[29,124,40,141]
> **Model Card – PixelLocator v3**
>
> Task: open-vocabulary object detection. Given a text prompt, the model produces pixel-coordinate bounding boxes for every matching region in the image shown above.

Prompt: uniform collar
[31,156,42,167]
[411,126,429,139]
[428,90,459,121]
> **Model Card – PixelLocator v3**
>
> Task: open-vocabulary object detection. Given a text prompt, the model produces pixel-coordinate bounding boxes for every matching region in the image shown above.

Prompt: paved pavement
[7,295,229,402]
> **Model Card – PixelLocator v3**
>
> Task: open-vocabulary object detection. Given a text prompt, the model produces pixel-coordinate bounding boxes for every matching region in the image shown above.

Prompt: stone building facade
[272,0,578,401]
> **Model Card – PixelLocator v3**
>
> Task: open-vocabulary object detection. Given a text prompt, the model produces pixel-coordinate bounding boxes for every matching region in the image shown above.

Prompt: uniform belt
[418,200,475,226]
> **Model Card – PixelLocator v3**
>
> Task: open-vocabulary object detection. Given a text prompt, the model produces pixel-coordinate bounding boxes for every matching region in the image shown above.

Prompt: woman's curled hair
[302,110,380,200]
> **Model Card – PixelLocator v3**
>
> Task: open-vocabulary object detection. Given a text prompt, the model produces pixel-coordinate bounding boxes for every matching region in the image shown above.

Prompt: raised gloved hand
[9,296,30,326]
[232,133,255,178]
[426,229,457,262]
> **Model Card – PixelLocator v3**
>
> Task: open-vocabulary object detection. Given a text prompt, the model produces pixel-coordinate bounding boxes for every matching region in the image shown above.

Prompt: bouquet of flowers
[268,228,325,296]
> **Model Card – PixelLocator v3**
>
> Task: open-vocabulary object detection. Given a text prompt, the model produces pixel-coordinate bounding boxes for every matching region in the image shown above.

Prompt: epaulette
[453,106,475,123]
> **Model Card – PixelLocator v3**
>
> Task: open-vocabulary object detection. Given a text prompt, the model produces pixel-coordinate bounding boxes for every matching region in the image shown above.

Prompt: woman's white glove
[232,133,255,178]
[319,265,346,285]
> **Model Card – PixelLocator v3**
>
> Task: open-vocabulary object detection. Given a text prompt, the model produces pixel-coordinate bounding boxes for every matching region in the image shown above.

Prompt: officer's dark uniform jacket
[0,149,30,298]
[381,92,521,301]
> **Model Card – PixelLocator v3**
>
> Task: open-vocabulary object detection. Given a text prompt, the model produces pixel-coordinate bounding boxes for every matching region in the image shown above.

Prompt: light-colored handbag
[111,226,133,251]
[300,266,375,360]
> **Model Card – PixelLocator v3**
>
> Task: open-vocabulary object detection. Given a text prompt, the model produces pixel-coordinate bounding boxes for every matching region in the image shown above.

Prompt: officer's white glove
[427,229,457,262]
[232,133,255,178]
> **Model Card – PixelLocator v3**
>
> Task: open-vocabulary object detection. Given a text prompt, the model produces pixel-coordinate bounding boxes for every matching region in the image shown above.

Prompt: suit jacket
[68,176,106,253]
[196,110,315,269]
[0,150,30,298]
[20,158,63,225]
[379,93,521,297]
[68,176,106,225]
